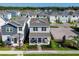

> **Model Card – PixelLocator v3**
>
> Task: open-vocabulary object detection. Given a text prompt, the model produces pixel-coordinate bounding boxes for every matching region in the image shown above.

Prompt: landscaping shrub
[50,26,59,28]
[0,37,5,47]
[70,26,79,32]
[63,40,78,49]
[50,40,58,49]
[27,45,37,50]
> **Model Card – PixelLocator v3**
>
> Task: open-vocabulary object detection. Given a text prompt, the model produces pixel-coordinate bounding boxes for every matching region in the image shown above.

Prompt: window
[38,38,41,43]
[33,27,38,31]
[19,27,22,31]
[42,27,46,31]
[73,16,75,17]
[6,27,13,32]
[43,38,47,43]
[65,16,67,17]
[30,38,37,43]
[14,38,17,43]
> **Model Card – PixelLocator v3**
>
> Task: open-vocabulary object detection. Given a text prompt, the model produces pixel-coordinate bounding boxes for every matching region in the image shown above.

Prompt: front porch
[2,34,24,47]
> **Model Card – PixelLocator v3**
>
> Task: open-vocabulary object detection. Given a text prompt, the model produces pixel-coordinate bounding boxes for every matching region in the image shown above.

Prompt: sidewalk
[0,50,79,54]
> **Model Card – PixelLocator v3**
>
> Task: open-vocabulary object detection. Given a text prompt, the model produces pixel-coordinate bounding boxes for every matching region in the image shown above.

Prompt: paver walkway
[37,45,42,51]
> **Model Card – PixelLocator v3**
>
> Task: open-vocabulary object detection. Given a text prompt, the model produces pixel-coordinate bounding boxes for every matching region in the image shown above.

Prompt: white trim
[6,27,13,32]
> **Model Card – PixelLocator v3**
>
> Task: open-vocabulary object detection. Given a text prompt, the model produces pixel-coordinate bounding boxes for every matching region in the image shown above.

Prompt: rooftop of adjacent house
[11,16,29,26]
[2,16,29,27]
[30,18,50,27]
[50,10,79,16]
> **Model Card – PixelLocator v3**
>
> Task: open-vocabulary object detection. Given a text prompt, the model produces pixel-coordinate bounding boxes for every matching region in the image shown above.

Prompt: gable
[2,23,17,28]
[1,23,17,35]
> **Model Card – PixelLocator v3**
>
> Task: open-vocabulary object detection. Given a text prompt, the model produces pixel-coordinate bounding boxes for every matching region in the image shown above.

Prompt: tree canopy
[0,6,79,10]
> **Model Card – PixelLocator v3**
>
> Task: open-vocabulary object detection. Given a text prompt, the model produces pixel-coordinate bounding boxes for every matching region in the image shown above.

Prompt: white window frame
[42,27,46,31]
[6,27,13,32]
[19,27,22,31]
[33,27,38,31]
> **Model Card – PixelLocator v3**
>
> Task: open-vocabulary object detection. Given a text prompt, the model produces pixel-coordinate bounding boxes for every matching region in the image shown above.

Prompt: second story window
[33,27,38,31]
[42,27,46,31]
[19,27,22,31]
[73,16,75,17]
[6,27,13,32]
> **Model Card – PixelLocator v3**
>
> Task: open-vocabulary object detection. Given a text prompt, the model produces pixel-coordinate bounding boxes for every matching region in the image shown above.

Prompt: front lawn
[15,43,38,50]
[0,46,11,50]
[15,43,29,51]
[0,54,17,56]
[27,45,38,50]
[23,54,79,56]
[41,40,76,50]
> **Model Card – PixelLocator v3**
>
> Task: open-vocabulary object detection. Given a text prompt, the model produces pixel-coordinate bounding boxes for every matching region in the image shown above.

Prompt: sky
[0,3,79,7]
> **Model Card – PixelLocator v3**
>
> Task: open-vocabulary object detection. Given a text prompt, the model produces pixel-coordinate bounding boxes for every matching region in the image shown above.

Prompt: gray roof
[2,16,29,27]
[11,16,29,26]
[30,18,50,27]
[9,21,21,27]
[2,21,21,27]
[12,34,23,38]
[29,33,50,37]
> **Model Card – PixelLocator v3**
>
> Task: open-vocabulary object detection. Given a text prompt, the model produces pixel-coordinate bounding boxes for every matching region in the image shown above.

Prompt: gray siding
[2,24,17,35]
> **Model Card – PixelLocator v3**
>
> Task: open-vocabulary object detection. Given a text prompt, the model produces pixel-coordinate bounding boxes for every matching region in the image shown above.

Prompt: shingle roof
[11,16,29,26]
[2,16,29,27]
[29,33,50,37]
[30,18,50,27]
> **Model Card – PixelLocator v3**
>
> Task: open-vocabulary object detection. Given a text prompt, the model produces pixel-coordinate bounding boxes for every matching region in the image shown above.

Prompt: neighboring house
[49,11,79,23]
[28,18,50,45]
[7,10,21,17]
[1,16,29,46]
[0,17,6,29]
[3,13,12,20]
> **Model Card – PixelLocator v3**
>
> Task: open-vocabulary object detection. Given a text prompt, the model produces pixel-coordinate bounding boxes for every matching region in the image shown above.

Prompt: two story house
[1,16,29,47]
[28,18,50,45]
[49,10,79,23]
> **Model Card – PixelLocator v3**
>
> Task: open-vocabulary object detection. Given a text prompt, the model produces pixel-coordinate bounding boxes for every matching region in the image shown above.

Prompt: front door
[6,36,12,45]
[13,38,17,43]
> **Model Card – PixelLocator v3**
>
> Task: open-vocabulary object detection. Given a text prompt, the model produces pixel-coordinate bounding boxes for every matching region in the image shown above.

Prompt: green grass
[50,26,59,28]
[15,43,29,51]
[0,53,76,56]
[23,54,79,56]
[15,43,37,50]
[0,54,79,56]
[0,54,17,56]
[28,45,37,50]
[41,40,75,50]
[0,46,11,50]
